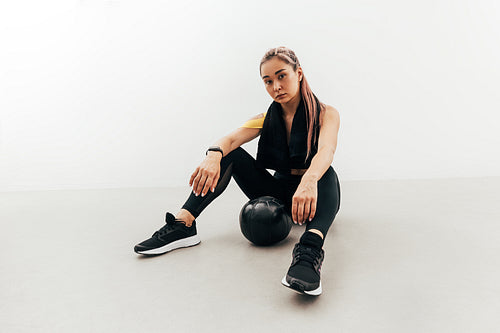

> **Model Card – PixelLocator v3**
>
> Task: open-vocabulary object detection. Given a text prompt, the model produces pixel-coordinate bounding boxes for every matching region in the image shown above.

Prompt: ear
[298,67,303,81]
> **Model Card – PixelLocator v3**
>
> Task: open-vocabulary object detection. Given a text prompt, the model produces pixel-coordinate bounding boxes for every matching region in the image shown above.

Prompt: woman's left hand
[291,176,318,225]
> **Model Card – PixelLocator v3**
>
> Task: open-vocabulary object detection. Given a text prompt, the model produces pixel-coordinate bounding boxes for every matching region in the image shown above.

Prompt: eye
[279,74,285,79]
[265,80,272,85]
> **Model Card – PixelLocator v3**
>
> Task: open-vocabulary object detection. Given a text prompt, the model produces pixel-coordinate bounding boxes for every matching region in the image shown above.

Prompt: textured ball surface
[239,196,292,246]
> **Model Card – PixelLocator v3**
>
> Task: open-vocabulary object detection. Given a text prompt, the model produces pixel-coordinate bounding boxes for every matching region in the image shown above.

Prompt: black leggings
[182,147,341,237]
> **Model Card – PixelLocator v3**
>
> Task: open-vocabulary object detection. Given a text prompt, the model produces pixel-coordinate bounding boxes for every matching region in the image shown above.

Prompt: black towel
[256,98,318,173]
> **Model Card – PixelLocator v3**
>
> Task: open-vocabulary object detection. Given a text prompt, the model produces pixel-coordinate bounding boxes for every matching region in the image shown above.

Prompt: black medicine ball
[239,196,292,246]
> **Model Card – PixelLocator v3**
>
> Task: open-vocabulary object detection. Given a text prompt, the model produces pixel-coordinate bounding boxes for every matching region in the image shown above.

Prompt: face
[260,57,303,104]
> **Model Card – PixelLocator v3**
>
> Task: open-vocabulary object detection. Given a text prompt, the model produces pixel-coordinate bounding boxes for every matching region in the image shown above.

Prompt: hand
[291,177,317,225]
[189,153,221,197]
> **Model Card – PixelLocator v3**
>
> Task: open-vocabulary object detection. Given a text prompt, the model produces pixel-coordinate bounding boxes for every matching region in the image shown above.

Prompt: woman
[134,46,341,296]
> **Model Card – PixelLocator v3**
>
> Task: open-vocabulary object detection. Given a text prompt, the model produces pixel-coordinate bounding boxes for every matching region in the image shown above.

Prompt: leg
[282,166,341,295]
[305,166,341,237]
[181,147,287,221]
[175,209,196,226]
[135,147,286,255]
[307,229,324,239]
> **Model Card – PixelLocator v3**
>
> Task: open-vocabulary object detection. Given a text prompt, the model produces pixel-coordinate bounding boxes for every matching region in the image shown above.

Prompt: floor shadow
[246,235,295,250]
[135,253,163,260]
[288,292,322,307]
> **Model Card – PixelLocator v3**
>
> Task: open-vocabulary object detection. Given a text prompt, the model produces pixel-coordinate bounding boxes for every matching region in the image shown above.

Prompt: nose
[273,81,281,92]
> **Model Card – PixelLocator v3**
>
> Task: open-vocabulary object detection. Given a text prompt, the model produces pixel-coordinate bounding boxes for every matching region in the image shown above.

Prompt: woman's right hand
[189,153,222,197]
[188,124,260,197]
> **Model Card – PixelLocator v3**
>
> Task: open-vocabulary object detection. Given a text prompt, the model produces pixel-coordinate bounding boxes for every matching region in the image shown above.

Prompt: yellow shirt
[240,112,267,129]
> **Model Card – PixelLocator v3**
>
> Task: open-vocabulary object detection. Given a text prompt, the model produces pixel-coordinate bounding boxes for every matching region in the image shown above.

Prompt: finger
[211,171,220,192]
[291,198,298,224]
[195,174,208,196]
[191,173,201,193]
[189,167,200,187]
[297,201,304,225]
[309,199,317,221]
[201,173,214,196]
[303,200,311,223]
[192,171,204,195]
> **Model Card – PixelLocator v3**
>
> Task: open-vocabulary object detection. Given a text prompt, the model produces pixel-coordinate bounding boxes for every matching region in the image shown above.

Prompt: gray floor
[1,177,499,332]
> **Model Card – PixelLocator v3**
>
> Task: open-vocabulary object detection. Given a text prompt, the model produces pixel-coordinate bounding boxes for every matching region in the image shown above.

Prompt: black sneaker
[281,233,325,296]
[134,212,201,255]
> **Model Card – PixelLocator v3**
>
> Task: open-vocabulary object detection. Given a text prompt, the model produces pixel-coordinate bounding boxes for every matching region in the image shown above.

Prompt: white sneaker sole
[136,235,201,255]
[281,275,322,296]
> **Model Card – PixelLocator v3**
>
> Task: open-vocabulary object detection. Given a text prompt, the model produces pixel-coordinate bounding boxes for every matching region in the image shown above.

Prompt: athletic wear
[282,232,325,296]
[136,97,341,294]
[241,112,266,129]
[134,212,201,255]
[257,98,319,173]
[182,147,340,237]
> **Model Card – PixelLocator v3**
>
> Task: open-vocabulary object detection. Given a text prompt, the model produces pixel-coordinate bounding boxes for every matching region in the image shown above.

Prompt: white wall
[1,0,499,191]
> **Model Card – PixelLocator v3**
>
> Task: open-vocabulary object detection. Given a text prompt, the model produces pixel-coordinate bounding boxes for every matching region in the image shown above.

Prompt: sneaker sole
[135,235,201,255]
[281,275,322,296]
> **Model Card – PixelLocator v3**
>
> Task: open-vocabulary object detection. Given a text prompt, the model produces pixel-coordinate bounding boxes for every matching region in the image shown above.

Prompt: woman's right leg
[181,147,287,220]
[135,147,281,255]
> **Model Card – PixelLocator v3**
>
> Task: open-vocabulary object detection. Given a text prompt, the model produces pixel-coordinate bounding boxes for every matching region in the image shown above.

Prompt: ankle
[307,229,324,240]
[300,231,324,249]
[176,209,196,227]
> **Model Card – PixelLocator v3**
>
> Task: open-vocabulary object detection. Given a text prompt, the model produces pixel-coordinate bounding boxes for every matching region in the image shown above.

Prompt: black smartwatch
[206,146,223,156]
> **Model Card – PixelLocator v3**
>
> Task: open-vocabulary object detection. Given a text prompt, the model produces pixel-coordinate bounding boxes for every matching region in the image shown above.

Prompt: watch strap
[206,146,223,156]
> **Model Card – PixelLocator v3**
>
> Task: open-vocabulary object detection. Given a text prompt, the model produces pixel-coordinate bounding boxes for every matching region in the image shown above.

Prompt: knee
[225,147,245,160]
[318,168,340,195]
[318,166,335,183]
[224,147,252,167]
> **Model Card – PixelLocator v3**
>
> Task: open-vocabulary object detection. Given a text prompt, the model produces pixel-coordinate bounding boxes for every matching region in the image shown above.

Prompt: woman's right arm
[189,121,262,197]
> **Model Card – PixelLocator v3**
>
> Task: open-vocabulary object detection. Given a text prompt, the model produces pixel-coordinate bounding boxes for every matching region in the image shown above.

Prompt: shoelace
[294,244,322,267]
[153,214,182,237]
[153,223,174,237]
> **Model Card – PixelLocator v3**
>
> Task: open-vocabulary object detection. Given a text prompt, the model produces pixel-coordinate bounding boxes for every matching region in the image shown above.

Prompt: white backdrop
[1,0,499,191]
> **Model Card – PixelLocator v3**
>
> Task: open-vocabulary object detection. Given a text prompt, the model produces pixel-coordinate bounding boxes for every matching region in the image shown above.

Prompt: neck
[279,93,301,116]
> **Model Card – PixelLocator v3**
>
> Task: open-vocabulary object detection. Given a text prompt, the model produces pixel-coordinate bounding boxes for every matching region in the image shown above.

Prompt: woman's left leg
[305,166,341,237]
[282,166,341,296]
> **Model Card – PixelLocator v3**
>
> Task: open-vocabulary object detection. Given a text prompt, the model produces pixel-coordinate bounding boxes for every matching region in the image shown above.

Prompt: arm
[292,105,340,224]
[190,116,263,197]
[302,105,340,183]
[208,125,262,160]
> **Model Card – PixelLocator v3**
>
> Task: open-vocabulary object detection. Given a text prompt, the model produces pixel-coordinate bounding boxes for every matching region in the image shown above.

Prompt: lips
[277,93,286,99]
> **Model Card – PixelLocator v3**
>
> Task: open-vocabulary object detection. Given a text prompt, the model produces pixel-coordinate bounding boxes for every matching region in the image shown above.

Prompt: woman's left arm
[291,105,340,225]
